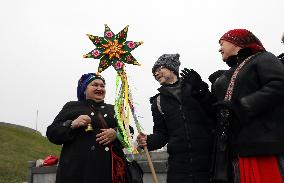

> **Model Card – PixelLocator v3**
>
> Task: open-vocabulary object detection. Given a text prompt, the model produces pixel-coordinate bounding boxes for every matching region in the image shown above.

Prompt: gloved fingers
[192,71,199,77]
[181,69,190,76]
[181,68,194,77]
[189,69,202,79]
[183,68,191,73]
[180,72,186,78]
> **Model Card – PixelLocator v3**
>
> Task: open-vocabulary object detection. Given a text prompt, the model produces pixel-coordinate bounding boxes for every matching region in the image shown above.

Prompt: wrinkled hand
[71,115,91,129]
[180,68,202,90]
[96,128,116,145]
[136,132,147,147]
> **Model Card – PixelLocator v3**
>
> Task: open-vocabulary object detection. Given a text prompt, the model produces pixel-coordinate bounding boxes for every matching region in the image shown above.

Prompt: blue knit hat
[77,73,105,101]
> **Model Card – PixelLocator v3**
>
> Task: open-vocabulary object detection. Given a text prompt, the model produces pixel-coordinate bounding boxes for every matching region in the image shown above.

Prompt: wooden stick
[143,146,159,183]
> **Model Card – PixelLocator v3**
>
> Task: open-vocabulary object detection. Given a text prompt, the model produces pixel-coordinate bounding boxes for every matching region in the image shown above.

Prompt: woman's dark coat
[46,99,123,183]
[148,81,215,183]
[212,50,284,157]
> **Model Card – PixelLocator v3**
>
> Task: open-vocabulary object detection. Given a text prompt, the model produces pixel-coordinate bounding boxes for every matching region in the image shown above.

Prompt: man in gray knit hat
[137,54,215,183]
[152,53,181,84]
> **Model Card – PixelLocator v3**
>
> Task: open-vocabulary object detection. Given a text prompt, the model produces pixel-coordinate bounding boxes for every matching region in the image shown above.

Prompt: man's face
[85,79,106,102]
[219,40,241,61]
[154,66,177,85]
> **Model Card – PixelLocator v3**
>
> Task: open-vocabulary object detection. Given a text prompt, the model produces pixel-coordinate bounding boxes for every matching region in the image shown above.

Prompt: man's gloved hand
[180,68,203,90]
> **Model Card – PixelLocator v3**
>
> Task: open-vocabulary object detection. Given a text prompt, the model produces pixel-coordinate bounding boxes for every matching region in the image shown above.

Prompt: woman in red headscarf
[211,29,284,183]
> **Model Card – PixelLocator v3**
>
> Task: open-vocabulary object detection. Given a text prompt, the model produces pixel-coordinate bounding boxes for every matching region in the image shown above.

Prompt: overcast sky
[0,0,283,135]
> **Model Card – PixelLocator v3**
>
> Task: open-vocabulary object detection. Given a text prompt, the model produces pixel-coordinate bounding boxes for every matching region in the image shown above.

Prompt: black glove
[180,68,202,90]
[213,100,249,124]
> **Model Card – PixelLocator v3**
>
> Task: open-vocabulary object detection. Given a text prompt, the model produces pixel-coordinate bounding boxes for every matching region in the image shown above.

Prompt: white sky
[0,0,283,135]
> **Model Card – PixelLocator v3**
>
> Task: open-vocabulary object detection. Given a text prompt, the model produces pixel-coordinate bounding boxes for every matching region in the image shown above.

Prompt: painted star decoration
[83,24,143,73]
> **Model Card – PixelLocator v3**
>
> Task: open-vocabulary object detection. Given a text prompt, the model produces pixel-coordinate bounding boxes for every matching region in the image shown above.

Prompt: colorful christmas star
[83,24,143,73]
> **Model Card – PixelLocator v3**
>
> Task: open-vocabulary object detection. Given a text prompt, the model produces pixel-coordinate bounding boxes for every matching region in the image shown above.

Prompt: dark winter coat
[148,80,215,182]
[46,99,124,183]
[212,50,284,157]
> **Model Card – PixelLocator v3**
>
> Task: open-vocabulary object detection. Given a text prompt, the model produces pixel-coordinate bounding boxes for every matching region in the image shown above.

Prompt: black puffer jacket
[212,50,284,157]
[147,80,215,173]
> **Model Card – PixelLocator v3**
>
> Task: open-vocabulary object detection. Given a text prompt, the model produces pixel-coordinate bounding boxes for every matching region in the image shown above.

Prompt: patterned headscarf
[219,29,266,53]
[77,73,105,101]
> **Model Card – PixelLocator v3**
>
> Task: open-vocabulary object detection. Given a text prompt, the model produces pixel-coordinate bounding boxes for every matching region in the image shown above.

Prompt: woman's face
[219,40,241,61]
[85,79,106,102]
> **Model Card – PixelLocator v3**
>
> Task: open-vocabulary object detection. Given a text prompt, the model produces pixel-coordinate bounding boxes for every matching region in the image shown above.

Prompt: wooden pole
[136,130,159,183]
[143,146,159,183]
[122,71,159,182]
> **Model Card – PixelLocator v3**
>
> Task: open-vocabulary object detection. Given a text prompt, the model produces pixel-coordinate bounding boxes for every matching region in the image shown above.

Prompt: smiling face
[85,79,106,102]
[219,40,242,61]
[154,66,178,85]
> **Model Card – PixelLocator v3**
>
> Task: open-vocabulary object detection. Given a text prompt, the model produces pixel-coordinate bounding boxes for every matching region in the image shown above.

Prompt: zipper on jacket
[180,105,192,150]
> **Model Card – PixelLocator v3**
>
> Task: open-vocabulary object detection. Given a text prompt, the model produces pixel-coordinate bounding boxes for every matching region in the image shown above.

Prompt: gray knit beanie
[152,53,181,76]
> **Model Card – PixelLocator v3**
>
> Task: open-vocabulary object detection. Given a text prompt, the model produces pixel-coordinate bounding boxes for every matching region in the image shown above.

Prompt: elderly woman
[46,73,125,183]
[212,29,284,183]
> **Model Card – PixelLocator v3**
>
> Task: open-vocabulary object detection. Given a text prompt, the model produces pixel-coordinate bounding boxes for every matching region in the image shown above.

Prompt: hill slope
[0,122,61,183]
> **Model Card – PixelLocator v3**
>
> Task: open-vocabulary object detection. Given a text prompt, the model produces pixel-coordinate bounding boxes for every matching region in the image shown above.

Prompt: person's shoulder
[255,51,277,59]
[63,101,83,108]
[253,51,282,65]
[150,93,160,104]
[209,70,227,84]
[101,103,116,118]
[104,103,114,109]
[101,103,116,113]
[66,100,83,105]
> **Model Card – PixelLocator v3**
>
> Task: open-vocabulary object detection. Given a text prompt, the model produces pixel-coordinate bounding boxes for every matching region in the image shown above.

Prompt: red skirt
[237,156,283,183]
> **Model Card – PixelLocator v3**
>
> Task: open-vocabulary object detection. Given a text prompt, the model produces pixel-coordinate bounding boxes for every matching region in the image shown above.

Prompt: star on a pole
[83,24,143,73]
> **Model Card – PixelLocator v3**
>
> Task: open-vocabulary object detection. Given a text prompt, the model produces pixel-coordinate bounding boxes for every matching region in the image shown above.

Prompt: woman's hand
[96,128,116,145]
[136,132,147,147]
[71,115,91,129]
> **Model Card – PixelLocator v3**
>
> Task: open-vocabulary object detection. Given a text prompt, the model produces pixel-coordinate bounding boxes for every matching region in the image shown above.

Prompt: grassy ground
[0,123,61,183]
